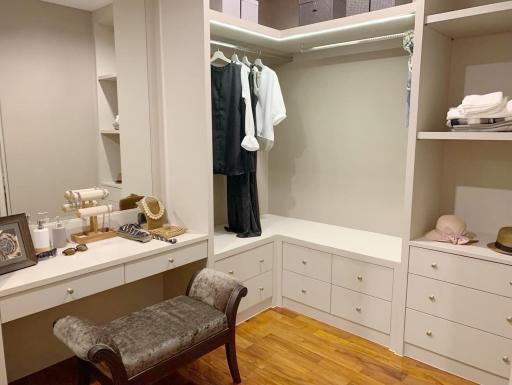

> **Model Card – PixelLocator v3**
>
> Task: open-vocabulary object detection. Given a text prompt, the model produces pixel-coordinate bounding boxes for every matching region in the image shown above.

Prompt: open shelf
[426,1,512,38]
[98,74,117,81]
[417,131,512,141]
[100,129,120,135]
[101,181,123,190]
[210,2,416,54]
[411,233,512,266]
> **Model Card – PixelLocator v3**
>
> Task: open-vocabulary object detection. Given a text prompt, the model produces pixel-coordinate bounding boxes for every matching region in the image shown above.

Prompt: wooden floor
[12,308,476,385]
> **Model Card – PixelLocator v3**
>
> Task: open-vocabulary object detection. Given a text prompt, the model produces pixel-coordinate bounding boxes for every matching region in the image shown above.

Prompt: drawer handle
[357,275,363,282]
[431,263,438,269]
[428,295,436,302]
[301,289,307,294]
[503,356,510,364]
[426,330,433,337]
[259,287,264,291]
[67,288,75,295]
[355,306,362,312]
[259,259,264,263]
[507,316,512,323]
[168,258,175,263]
[302,260,308,265]
[228,270,234,275]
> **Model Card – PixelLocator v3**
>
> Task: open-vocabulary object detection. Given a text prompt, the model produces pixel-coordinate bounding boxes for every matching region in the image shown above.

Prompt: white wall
[269,50,409,236]
[0,0,98,219]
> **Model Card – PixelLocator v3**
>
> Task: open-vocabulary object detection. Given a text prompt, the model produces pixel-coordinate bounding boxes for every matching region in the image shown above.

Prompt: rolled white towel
[448,99,512,120]
[459,92,505,115]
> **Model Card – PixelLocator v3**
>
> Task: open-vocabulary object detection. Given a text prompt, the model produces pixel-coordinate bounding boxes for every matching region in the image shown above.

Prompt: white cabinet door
[282,270,331,312]
[283,243,332,283]
[238,270,273,313]
[215,243,273,282]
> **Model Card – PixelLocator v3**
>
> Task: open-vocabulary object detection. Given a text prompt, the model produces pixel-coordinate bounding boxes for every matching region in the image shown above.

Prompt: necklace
[140,197,165,221]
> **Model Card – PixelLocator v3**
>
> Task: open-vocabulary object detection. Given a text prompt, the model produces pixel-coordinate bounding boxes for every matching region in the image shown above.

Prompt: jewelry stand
[63,188,117,244]
[137,196,165,230]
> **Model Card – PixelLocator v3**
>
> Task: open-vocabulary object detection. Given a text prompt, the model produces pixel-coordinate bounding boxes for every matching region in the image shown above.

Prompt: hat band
[495,241,512,253]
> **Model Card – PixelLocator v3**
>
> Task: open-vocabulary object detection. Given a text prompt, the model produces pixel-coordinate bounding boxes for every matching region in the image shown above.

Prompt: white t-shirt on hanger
[254,65,287,151]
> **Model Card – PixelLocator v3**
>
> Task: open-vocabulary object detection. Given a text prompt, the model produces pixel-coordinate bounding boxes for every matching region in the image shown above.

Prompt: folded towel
[447,99,512,120]
[459,92,504,115]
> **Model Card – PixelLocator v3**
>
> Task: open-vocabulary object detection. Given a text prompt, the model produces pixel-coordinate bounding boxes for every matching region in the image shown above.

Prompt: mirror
[0,0,153,222]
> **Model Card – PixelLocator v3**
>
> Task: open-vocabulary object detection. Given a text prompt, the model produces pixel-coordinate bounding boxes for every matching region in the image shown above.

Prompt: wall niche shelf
[417,131,512,141]
[98,74,117,81]
[426,1,512,38]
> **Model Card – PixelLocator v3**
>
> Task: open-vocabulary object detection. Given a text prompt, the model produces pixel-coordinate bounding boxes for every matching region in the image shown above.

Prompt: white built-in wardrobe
[153,1,512,384]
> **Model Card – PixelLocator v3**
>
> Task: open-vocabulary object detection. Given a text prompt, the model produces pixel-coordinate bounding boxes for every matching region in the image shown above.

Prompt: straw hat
[488,227,512,256]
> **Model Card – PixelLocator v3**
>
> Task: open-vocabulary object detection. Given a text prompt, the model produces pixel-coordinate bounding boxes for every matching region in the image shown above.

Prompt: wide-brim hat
[488,227,512,256]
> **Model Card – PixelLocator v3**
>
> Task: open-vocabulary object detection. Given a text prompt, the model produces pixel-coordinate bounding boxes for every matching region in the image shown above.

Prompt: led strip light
[302,32,408,52]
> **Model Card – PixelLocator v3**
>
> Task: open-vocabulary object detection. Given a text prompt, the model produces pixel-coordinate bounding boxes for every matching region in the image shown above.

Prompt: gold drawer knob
[355,306,362,312]
[507,316,512,323]
[168,258,175,263]
[357,275,363,282]
[228,270,234,275]
[301,289,307,294]
[67,288,74,295]
[503,356,510,364]
[426,330,433,337]
[428,295,436,301]
[431,263,438,269]
[259,259,264,263]
[302,260,308,265]
[259,287,264,291]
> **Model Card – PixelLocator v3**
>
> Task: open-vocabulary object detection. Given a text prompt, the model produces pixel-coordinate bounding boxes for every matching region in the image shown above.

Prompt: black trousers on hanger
[225,170,261,238]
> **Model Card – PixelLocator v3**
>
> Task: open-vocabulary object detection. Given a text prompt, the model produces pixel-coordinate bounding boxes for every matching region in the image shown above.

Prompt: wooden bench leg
[77,359,91,385]
[225,336,241,384]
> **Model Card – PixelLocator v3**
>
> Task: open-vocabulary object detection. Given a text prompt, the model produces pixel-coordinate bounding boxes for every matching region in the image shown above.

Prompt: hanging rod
[300,32,408,53]
[210,39,292,60]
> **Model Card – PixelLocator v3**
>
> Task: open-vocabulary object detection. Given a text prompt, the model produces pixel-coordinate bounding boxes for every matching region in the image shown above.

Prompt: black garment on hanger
[211,63,256,176]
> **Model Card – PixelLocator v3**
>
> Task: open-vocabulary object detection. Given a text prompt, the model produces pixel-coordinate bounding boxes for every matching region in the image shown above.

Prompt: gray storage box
[370,0,411,11]
[299,0,369,26]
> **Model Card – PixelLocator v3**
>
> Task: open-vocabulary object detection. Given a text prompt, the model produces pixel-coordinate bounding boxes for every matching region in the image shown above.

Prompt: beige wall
[269,50,409,236]
[0,0,98,219]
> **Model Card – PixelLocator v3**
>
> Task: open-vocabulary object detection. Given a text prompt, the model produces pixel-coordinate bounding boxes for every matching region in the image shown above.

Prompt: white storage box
[370,0,411,11]
[210,0,240,18]
[241,0,259,22]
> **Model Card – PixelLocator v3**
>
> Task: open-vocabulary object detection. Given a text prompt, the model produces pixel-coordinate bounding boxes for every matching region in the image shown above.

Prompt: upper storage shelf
[209,2,416,55]
[426,1,512,38]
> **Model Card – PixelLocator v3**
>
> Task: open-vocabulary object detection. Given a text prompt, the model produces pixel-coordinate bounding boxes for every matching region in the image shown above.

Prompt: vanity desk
[0,233,208,384]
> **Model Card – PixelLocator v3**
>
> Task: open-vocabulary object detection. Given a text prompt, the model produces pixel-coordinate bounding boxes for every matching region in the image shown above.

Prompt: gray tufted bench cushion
[53,269,246,383]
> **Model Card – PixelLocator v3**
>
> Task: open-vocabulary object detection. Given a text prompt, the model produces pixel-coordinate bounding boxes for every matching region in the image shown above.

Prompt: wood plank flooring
[12,308,476,385]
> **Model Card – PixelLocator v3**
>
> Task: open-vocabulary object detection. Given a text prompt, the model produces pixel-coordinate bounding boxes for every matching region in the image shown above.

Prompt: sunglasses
[62,244,88,256]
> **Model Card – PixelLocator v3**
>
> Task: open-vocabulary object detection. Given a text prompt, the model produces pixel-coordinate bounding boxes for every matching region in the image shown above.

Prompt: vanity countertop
[0,233,208,298]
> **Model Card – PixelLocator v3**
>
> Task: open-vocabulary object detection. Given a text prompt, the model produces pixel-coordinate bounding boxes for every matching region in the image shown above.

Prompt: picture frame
[0,214,37,275]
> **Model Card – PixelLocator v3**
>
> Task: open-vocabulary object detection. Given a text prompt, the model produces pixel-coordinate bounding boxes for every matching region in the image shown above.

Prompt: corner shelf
[100,129,120,135]
[98,74,117,81]
[417,131,512,141]
[426,1,512,38]
[411,233,512,266]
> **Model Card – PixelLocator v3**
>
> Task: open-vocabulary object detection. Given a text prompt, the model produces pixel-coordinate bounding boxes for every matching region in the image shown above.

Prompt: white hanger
[242,55,252,67]
[210,49,231,64]
[254,51,264,69]
[231,52,240,63]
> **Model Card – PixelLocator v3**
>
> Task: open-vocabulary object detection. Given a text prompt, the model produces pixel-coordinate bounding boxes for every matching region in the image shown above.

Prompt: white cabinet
[215,243,273,282]
[238,271,273,313]
[282,270,331,313]
[283,243,332,283]
[332,255,393,301]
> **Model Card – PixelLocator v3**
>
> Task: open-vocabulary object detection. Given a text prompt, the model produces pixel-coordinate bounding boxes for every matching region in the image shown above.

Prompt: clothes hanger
[231,51,240,63]
[242,48,252,67]
[254,50,264,70]
[210,48,231,64]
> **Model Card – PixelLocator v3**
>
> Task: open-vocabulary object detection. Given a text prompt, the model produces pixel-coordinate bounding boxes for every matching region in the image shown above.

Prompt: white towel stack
[446,92,512,132]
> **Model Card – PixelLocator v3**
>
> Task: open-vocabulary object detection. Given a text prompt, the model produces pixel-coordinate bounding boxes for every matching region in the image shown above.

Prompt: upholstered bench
[53,269,247,385]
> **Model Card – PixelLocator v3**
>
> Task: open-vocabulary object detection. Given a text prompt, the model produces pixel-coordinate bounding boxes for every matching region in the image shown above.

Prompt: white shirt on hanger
[239,64,259,152]
[254,65,287,151]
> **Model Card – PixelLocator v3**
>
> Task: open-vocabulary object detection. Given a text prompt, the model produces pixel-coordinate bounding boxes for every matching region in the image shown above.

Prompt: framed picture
[0,214,37,275]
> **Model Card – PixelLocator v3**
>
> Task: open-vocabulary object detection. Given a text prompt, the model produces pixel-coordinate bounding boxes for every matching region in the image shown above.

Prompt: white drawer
[125,241,207,283]
[407,274,512,340]
[283,243,332,282]
[215,243,273,282]
[410,247,512,298]
[238,270,273,313]
[331,285,391,334]
[0,266,124,322]
[405,309,512,378]
[332,255,393,301]
[282,270,331,312]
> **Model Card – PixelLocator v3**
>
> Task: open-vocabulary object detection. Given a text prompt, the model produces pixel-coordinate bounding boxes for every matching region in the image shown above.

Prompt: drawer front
[407,274,512,339]
[238,271,273,313]
[405,309,512,378]
[331,285,391,333]
[0,266,124,322]
[332,255,393,301]
[409,247,512,298]
[215,243,273,282]
[125,242,207,283]
[283,243,332,283]
[282,270,331,312]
